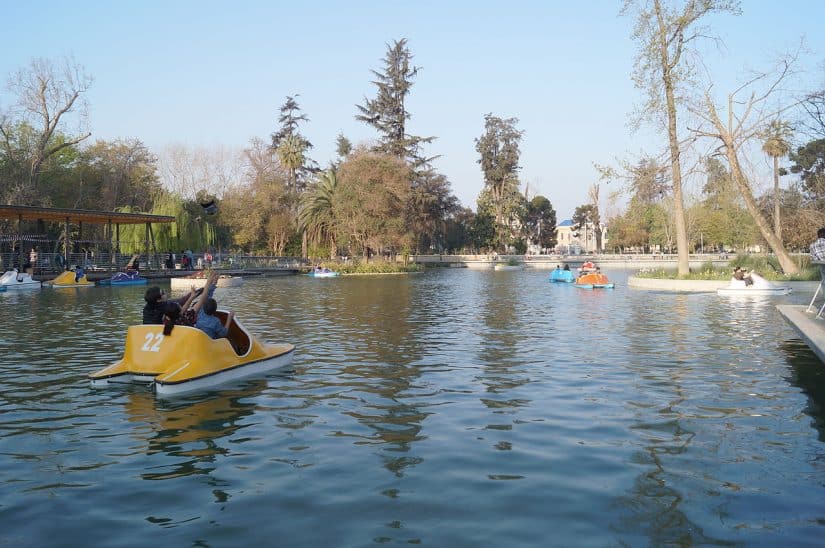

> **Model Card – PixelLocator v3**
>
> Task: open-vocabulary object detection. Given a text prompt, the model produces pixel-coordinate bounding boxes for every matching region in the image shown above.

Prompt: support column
[148,223,157,271]
[108,219,114,273]
[63,217,70,271]
[16,214,22,271]
[144,222,150,270]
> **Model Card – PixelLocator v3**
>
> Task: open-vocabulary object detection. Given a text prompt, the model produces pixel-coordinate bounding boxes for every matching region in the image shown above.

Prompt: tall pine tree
[356,39,434,166]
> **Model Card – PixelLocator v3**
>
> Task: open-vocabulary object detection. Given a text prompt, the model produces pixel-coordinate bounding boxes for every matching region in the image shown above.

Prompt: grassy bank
[635,256,820,282]
[317,260,422,275]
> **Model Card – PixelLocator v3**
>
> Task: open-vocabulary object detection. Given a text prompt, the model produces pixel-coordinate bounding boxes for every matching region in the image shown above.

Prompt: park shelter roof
[0,205,175,225]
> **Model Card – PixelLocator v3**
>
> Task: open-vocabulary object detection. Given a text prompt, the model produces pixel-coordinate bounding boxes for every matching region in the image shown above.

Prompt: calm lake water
[1,268,824,547]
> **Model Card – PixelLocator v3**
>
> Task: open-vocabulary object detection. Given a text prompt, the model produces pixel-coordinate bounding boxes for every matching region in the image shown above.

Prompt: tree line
[594,0,825,274]
[3,4,825,269]
[0,43,556,259]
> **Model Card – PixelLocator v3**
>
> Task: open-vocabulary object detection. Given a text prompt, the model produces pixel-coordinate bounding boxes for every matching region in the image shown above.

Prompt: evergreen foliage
[271,95,316,191]
[355,38,434,165]
[475,114,523,250]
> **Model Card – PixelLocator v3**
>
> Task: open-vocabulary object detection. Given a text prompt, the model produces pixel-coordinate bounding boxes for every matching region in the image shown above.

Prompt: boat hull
[171,275,243,289]
[101,272,148,286]
[717,273,791,296]
[717,287,791,296]
[111,279,149,286]
[574,272,613,289]
[47,270,94,287]
[154,350,293,396]
[307,271,340,277]
[89,315,293,397]
[0,270,41,289]
[573,283,615,289]
[549,271,575,283]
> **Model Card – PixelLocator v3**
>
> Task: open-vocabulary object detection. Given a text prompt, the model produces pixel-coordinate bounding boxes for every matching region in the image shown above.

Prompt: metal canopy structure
[0,205,176,272]
[0,205,175,225]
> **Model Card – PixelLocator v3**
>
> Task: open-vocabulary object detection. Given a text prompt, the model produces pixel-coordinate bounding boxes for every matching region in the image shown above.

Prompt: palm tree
[299,169,338,259]
[761,119,793,242]
[277,133,310,257]
[276,134,307,191]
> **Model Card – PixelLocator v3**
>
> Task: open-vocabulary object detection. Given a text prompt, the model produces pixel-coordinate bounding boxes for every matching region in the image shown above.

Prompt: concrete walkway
[628,276,820,293]
[777,305,825,364]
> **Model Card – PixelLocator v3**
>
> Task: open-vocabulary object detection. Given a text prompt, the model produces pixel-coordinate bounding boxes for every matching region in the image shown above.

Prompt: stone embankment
[410,254,730,270]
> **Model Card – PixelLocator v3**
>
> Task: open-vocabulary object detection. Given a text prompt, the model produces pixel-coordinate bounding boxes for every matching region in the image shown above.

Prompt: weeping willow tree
[113,205,149,253]
[113,194,218,254]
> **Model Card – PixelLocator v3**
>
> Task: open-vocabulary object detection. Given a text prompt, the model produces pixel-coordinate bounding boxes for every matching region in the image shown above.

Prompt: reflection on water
[780,339,825,442]
[123,381,268,480]
[0,270,823,546]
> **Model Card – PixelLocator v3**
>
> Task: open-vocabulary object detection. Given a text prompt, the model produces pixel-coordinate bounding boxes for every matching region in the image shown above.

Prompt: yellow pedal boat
[47,270,94,287]
[89,311,295,396]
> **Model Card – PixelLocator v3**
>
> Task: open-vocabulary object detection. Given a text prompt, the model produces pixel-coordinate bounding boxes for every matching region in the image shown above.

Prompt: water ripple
[0,270,823,546]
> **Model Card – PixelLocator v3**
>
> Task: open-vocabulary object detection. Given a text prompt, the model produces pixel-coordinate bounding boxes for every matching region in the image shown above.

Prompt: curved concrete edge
[628,276,821,293]
[627,276,728,292]
[777,305,825,364]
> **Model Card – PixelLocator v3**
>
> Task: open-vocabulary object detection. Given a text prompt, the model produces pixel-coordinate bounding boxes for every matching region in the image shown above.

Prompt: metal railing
[0,252,309,273]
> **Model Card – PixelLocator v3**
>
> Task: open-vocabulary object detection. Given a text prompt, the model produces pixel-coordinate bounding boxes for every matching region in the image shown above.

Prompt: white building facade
[555,219,607,254]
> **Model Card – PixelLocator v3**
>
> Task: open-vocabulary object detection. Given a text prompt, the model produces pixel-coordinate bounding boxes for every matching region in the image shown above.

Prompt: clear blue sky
[2,1,824,219]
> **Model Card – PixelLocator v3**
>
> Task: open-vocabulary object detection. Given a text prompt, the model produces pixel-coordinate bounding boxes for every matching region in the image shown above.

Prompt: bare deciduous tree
[0,57,92,203]
[623,0,740,274]
[157,143,244,200]
[689,55,802,274]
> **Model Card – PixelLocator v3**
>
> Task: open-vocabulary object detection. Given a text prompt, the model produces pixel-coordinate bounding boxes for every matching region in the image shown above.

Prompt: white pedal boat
[0,269,41,289]
[717,273,791,296]
[89,311,294,396]
[307,269,340,277]
[170,274,243,290]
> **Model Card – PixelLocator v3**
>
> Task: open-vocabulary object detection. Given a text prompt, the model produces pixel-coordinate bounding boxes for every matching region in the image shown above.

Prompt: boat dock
[31,268,300,284]
[777,305,825,364]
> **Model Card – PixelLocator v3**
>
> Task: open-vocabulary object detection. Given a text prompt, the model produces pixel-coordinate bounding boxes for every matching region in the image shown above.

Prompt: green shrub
[332,259,421,275]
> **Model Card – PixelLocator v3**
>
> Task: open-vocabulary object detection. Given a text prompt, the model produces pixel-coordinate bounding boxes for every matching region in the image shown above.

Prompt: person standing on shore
[811,227,825,262]
[29,247,38,274]
[811,227,825,278]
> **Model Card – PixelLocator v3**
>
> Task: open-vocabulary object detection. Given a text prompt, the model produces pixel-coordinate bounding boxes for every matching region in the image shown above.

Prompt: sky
[2,1,825,219]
